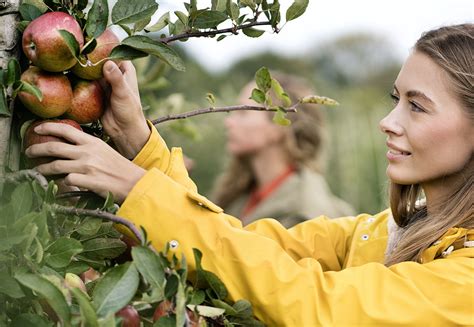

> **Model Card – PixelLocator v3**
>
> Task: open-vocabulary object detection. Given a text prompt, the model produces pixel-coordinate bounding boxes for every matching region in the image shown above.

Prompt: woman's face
[224,84,285,156]
[379,51,473,187]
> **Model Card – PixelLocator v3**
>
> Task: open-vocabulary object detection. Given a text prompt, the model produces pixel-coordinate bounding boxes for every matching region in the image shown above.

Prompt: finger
[35,159,85,176]
[103,61,133,98]
[33,123,93,145]
[64,173,107,198]
[118,61,139,96]
[25,141,80,160]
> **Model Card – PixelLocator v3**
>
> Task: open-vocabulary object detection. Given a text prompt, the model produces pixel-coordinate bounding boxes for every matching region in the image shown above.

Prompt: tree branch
[151,104,297,125]
[2,169,48,190]
[51,204,144,244]
[160,21,273,44]
[56,190,96,200]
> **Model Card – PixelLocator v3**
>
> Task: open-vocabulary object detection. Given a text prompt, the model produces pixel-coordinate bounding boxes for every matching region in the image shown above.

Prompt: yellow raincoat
[118,125,474,326]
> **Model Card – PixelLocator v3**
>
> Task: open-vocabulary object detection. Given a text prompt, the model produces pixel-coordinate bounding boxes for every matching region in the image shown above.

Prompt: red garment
[241,166,296,220]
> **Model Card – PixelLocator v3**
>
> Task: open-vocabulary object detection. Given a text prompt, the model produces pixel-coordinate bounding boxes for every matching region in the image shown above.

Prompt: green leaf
[118,24,133,36]
[58,29,80,58]
[164,274,179,299]
[81,38,97,55]
[17,80,43,101]
[109,45,148,60]
[154,316,176,327]
[286,0,309,22]
[10,313,52,327]
[6,58,21,86]
[146,12,170,32]
[19,3,42,21]
[81,238,126,260]
[299,95,339,106]
[131,246,165,295]
[134,16,151,32]
[11,182,33,220]
[206,92,216,105]
[101,191,115,211]
[70,287,99,327]
[111,0,158,25]
[121,35,185,72]
[86,0,109,38]
[212,0,227,12]
[272,108,291,126]
[242,27,265,38]
[188,289,205,305]
[92,262,139,317]
[17,20,30,33]
[76,218,102,236]
[15,272,71,324]
[174,11,188,26]
[175,276,186,327]
[0,271,25,298]
[240,0,256,10]
[191,10,228,29]
[211,299,238,315]
[45,237,83,268]
[255,67,271,93]
[250,88,266,104]
[217,35,227,41]
[226,0,240,21]
[233,299,253,317]
[186,305,225,318]
[271,78,291,106]
[0,89,10,117]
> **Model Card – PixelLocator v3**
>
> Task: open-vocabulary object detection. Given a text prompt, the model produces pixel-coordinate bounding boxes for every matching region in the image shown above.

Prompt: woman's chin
[386,168,417,185]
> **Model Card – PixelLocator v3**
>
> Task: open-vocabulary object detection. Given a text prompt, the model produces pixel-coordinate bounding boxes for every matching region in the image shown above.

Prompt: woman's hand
[25,122,146,203]
[101,60,151,159]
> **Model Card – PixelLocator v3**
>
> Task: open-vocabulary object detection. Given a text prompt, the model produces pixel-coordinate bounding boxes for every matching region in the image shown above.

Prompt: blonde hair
[385,24,474,265]
[212,73,325,208]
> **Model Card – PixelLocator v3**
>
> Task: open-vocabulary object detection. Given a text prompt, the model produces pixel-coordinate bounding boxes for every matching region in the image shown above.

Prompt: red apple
[153,300,174,321]
[116,305,140,327]
[65,79,105,124]
[19,66,73,118]
[22,12,84,72]
[72,29,120,80]
[23,119,82,168]
[80,267,101,283]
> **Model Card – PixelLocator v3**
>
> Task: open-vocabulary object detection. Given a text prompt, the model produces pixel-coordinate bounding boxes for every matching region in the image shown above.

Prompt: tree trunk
[0,0,21,181]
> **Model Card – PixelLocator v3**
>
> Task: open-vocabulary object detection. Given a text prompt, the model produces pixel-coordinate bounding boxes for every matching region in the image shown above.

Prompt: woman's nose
[379,108,403,136]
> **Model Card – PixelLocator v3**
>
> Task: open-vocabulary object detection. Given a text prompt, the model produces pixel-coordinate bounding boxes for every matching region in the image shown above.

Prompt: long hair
[212,73,325,209]
[385,24,474,265]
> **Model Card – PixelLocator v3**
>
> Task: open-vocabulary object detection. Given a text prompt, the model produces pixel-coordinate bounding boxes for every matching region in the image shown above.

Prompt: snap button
[197,202,203,206]
[361,234,369,241]
[169,240,179,250]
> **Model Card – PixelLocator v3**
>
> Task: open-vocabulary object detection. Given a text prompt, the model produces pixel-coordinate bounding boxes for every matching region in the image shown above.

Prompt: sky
[158,0,473,72]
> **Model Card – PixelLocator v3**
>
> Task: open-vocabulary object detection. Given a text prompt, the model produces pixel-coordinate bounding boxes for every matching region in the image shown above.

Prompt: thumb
[103,61,128,94]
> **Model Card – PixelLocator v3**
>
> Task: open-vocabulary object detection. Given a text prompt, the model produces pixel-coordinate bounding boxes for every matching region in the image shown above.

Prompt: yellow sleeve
[117,168,473,325]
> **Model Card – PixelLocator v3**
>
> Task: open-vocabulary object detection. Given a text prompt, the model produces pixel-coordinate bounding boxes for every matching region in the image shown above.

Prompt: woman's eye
[409,101,425,113]
[390,93,399,104]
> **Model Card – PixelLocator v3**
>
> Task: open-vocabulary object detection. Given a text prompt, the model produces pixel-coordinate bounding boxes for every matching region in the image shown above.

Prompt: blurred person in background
[212,73,355,227]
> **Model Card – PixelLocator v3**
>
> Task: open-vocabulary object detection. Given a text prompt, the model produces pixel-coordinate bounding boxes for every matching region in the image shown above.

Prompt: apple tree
[0,0,337,326]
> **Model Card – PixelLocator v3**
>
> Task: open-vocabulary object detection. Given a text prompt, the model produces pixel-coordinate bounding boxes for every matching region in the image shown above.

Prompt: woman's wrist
[111,121,151,159]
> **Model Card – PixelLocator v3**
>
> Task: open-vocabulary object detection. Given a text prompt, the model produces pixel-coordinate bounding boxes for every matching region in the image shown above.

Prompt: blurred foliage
[137,33,401,215]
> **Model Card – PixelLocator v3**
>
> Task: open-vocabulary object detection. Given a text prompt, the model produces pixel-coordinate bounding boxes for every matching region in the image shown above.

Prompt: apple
[64,273,87,293]
[65,79,105,124]
[153,300,174,321]
[23,119,82,168]
[72,29,120,80]
[19,66,73,118]
[22,11,84,72]
[116,305,140,327]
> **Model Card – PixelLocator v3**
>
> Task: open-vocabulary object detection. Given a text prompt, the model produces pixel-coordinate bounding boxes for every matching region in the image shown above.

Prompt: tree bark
[0,0,21,181]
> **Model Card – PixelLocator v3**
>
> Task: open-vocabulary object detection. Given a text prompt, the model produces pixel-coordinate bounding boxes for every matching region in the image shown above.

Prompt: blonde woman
[213,74,354,227]
[29,24,473,325]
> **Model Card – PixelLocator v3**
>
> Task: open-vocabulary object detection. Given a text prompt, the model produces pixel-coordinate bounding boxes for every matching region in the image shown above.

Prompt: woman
[213,74,354,227]
[27,24,473,325]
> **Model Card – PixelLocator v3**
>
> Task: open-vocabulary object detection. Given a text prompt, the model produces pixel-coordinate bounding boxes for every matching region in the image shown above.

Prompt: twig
[151,104,297,125]
[56,191,96,200]
[2,169,48,190]
[160,21,273,44]
[51,204,144,244]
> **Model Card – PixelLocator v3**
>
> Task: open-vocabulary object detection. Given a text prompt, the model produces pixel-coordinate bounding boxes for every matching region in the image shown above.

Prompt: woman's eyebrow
[406,90,434,105]
[393,85,434,104]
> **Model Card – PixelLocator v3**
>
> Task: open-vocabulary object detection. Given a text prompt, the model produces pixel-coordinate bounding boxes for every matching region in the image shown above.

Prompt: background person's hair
[212,73,326,209]
[386,24,474,266]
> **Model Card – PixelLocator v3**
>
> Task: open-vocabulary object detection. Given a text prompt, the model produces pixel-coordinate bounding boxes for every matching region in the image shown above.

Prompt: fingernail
[106,62,114,73]
[25,147,31,156]
[34,125,42,133]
